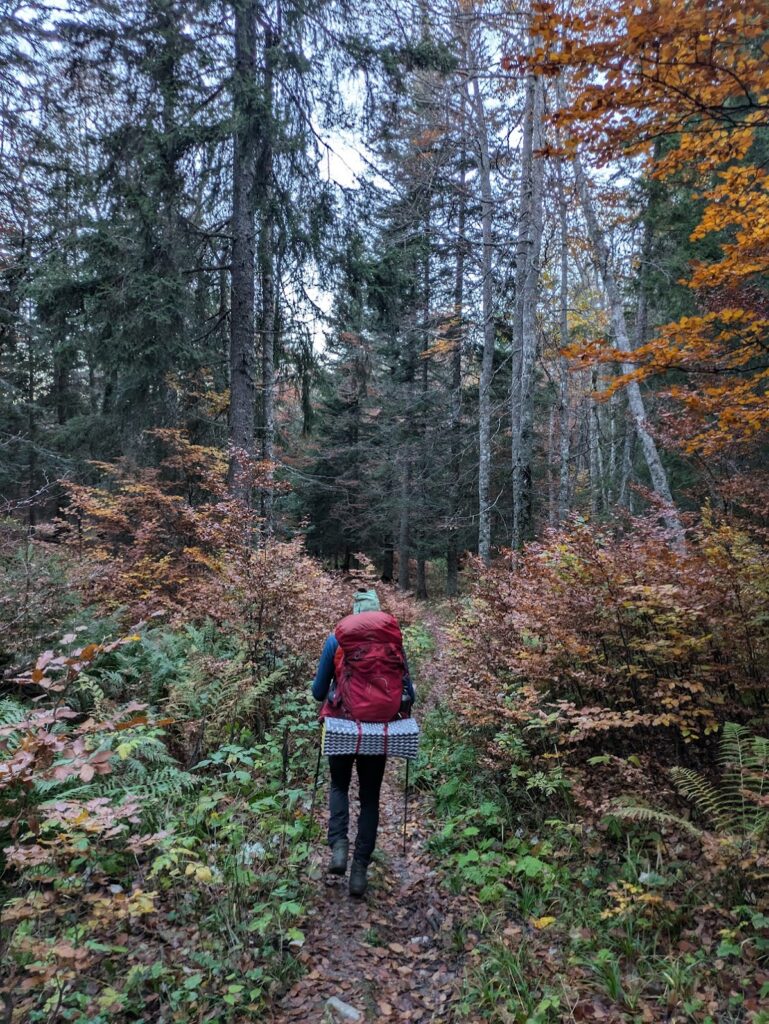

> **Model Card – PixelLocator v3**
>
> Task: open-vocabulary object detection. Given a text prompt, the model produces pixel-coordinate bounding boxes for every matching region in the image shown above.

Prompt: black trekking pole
[309,728,323,824]
[402,759,410,856]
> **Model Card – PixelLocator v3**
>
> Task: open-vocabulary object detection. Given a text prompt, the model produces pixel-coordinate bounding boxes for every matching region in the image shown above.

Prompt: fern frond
[97,764,198,804]
[670,767,737,832]
[0,697,26,730]
[609,802,702,837]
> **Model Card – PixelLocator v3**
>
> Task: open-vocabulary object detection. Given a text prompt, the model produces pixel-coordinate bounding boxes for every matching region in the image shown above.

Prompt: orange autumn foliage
[62,429,349,656]
[530,0,769,455]
[449,512,769,763]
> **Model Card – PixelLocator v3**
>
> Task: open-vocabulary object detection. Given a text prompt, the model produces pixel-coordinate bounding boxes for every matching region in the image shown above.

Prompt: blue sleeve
[311,635,338,701]
[403,652,415,703]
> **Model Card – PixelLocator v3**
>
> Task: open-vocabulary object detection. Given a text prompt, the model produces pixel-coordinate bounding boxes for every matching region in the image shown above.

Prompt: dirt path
[271,770,468,1023]
[271,618,471,1022]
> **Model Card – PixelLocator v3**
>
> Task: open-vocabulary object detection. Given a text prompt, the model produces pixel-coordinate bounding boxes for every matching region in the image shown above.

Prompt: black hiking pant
[327,754,387,867]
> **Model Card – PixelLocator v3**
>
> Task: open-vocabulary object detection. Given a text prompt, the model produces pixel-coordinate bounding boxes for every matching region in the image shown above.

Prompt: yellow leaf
[531,916,556,930]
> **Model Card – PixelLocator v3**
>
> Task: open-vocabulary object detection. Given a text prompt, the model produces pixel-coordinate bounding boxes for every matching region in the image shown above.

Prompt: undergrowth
[418,697,769,1024]
[1,618,326,1024]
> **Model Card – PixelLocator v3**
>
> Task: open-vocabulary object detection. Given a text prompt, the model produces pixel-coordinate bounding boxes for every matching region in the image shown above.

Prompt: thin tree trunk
[608,389,617,503]
[416,205,430,601]
[588,381,601,516]
[447,106,466,596]
[258,22,278,532]
[227,0,259,499]
[26,326,37,526]
[470,74,495,564]
[555,142,571,523]
[563,78,684,542]
[382,539,394,582]
[547,406,557,526]
[416,560,428,601]
[618,417,637,509]
[512,73,545,549]
[398,456,411,591]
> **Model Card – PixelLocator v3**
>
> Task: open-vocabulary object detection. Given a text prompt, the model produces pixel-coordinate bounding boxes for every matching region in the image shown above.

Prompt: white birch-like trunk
[559,79,684,542]
[554,140,571,523]
[447,116,466,595]
[512,72,545,548]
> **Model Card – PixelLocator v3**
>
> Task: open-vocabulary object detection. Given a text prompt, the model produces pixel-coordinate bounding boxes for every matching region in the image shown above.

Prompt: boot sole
[328,863,347,876]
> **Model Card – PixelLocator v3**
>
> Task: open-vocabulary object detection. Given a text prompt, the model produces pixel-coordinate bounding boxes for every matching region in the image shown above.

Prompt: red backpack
[320,610,406,723]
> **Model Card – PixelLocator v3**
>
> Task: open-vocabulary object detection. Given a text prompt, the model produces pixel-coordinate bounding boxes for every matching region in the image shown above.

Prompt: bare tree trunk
[382,539,394,582]
[588,379,601,516]
[562,82,684,542]
[415,204,431,600]
[618,416,637,509]
[512,73,545,548]
[258,22,278,533]
[262,230,276,528]
[608,389,618,503]
[398,456,411,591]
[470,73,495,564]
[416,559,428,601]
[446,102,466,596]
[547,406,557,526]
[574,152,682,539]
[228,0,259,499]
[554,140,571,524]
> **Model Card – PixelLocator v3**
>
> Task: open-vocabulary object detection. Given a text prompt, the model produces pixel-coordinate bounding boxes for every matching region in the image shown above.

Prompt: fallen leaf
[531,916,556,930]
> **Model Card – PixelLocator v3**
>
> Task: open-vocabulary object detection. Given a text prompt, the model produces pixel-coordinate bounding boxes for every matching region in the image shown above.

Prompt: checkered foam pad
[322,718,420,760]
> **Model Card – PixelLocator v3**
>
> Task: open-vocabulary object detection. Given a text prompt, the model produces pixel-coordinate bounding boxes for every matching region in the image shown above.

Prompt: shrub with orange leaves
[62,429,350,663]
[449,511,769,766]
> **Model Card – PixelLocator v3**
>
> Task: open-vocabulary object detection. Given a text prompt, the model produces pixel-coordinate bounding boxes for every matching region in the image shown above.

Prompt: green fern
[669,768,735,833]
[609,802,702,836]
[0,697,26,730]
[166,644,288,750]
[671,722,769,837]
[612,723,769,840]
[34,726,198,822]
[0,697,27,757]
[82,764,198,806]
[67,674,107,715]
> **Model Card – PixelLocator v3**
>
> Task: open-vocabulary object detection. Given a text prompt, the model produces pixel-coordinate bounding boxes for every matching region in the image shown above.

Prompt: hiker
[312,588,414,897]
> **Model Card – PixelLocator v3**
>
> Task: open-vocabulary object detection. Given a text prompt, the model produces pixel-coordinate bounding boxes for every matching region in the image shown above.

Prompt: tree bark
[446,122,466,596]
[618,417,637,510]
[588,368,605,514]
[227,0,259,499]
[563,81,684,543]
[416,203,430,601]
[381,539,394,582]
[398,456,411,591]
[470,73,495,564]
[258,22,278,532]
[547,405,557,526]
[554,143,571,523]
[512,72,545,549]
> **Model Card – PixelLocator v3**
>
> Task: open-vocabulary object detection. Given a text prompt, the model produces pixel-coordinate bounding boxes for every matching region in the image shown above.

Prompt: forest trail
[272,618,469,1023]
[271,773,467,1023]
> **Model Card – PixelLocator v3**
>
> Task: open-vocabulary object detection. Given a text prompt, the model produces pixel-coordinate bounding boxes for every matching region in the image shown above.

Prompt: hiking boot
[348,859,368,897]
[328,840,348,876]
